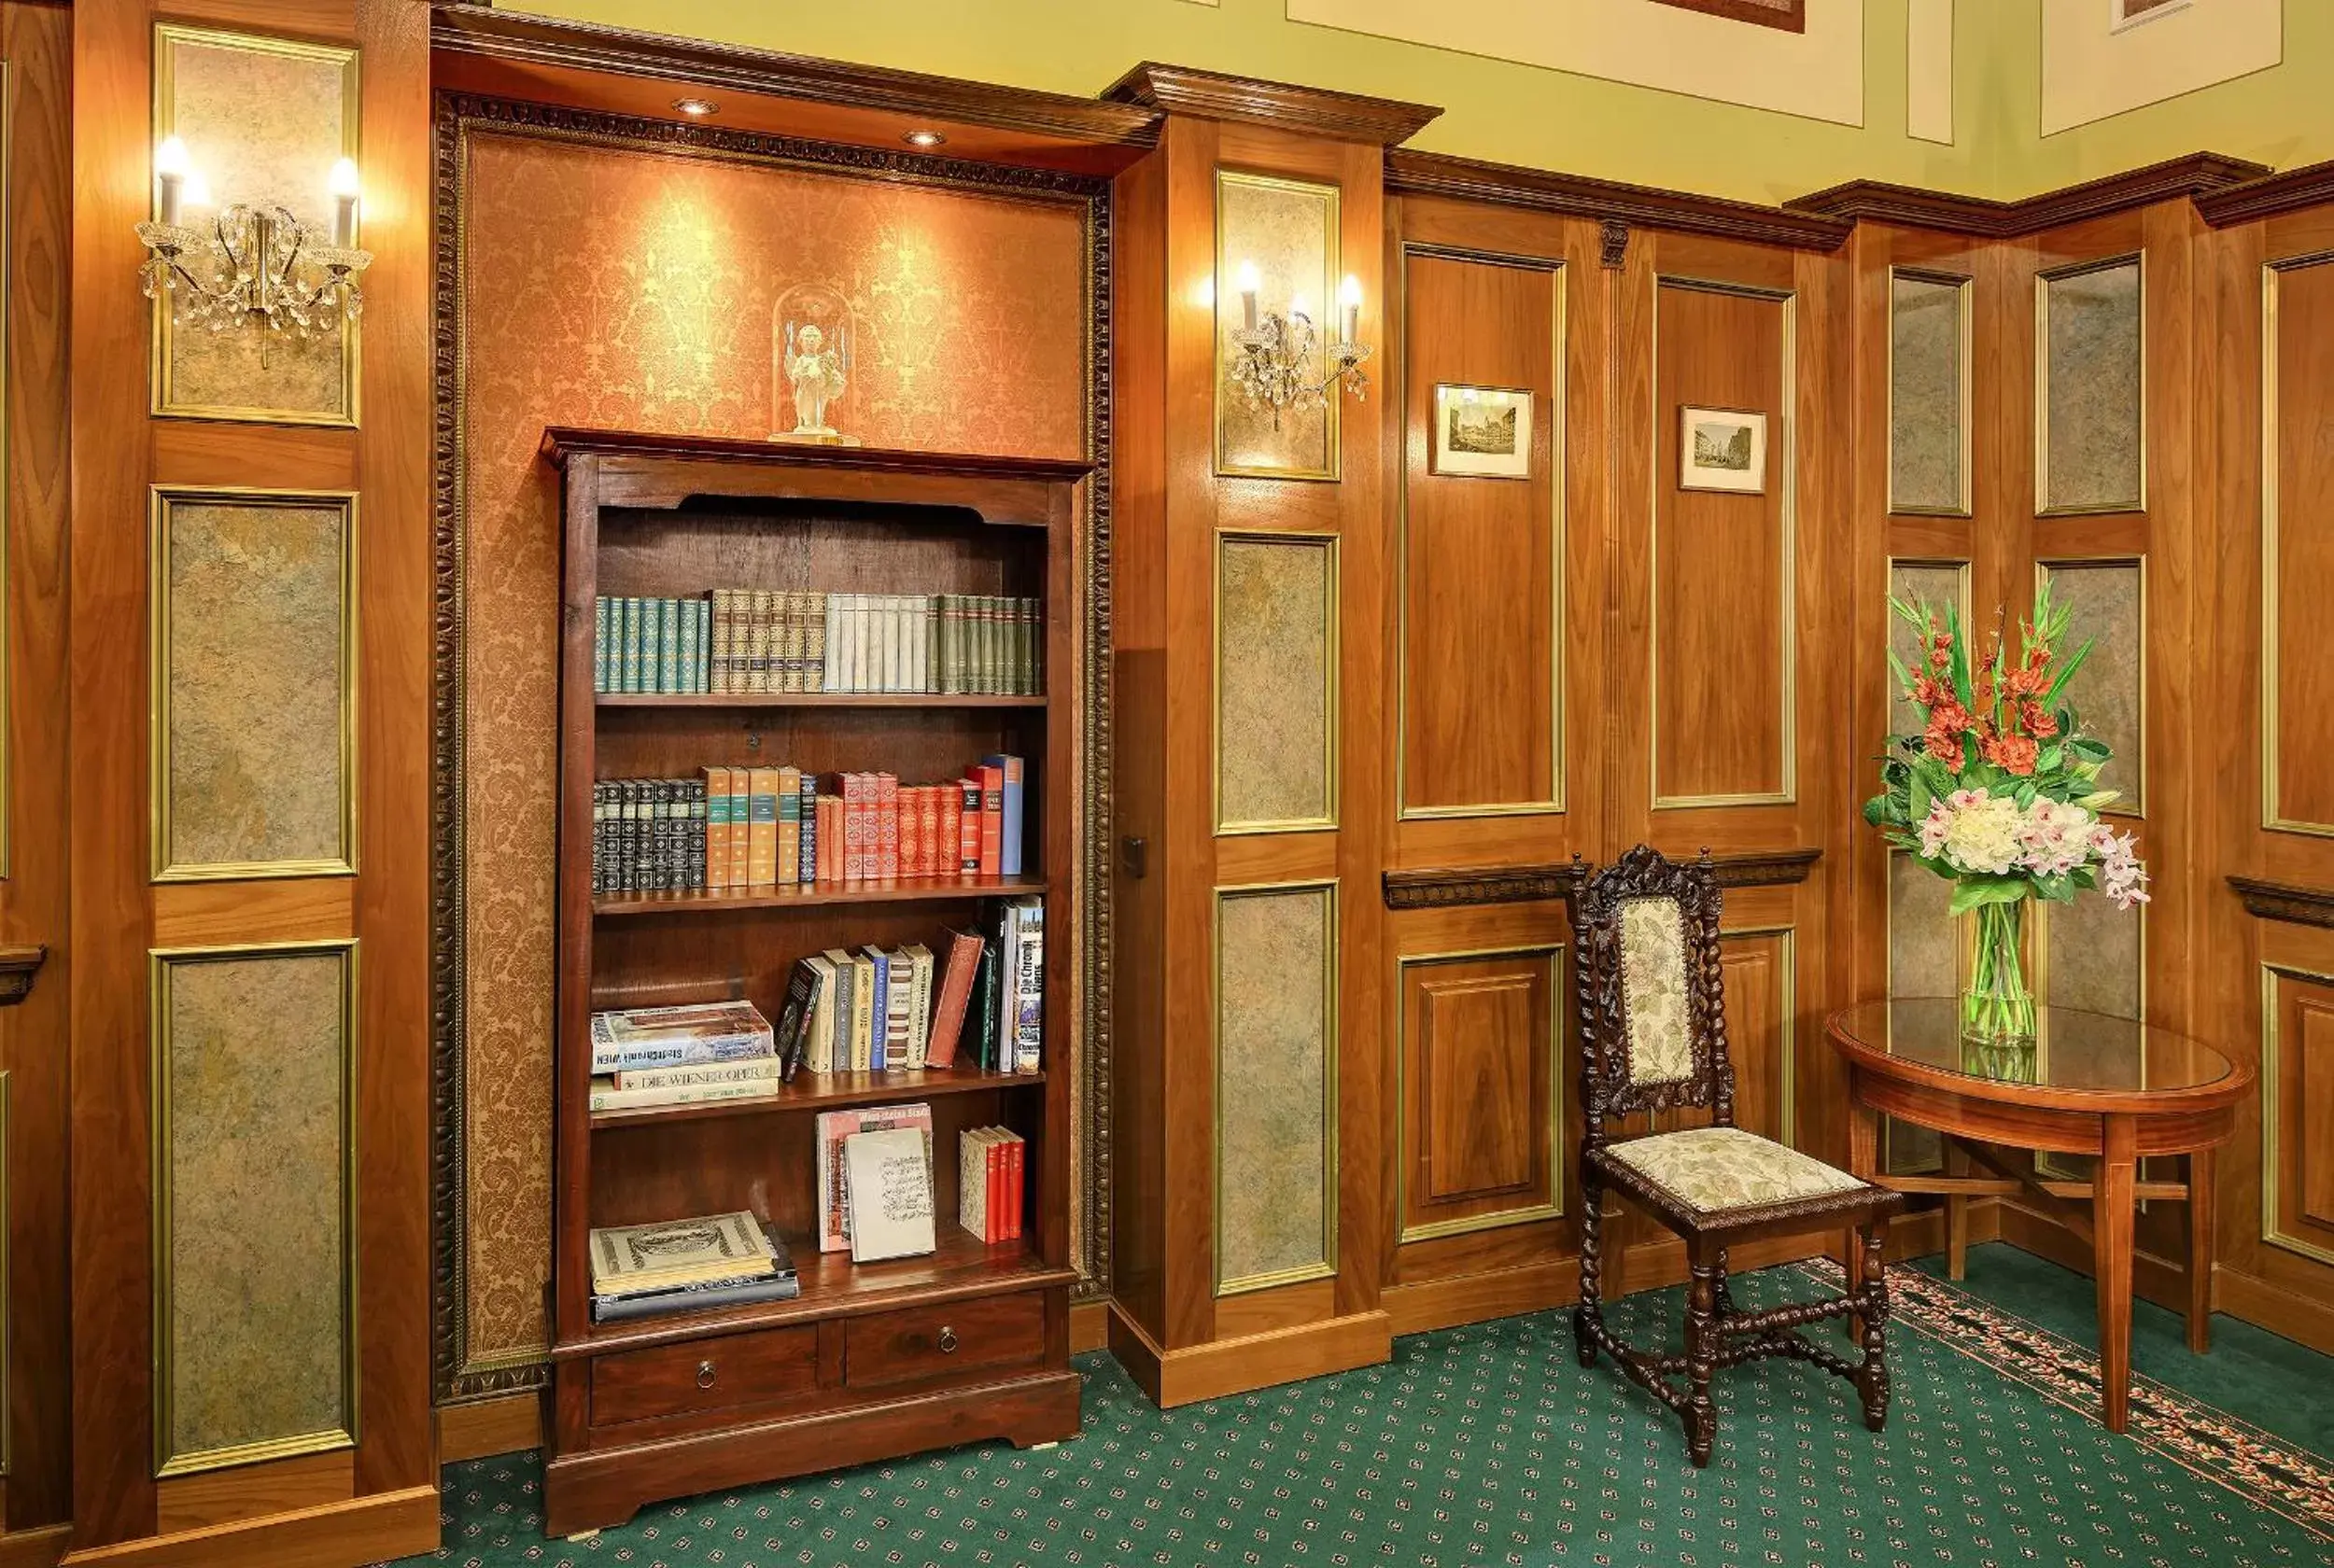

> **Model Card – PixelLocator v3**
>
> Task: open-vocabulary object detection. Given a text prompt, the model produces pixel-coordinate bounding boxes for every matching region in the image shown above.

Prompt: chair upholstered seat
[1598,1126,1867,1217]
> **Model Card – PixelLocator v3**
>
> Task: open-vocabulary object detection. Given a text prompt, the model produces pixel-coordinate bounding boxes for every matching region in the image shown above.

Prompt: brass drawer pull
[937,1326,959,1354]
[696,1359,717,1389]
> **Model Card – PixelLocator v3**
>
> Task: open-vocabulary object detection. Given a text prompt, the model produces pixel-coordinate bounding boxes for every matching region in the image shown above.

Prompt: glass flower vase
[1960,896,2038,1078]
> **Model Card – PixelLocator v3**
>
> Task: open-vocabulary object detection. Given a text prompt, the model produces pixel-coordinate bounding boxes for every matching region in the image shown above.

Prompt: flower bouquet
[1862,581,2149,1067]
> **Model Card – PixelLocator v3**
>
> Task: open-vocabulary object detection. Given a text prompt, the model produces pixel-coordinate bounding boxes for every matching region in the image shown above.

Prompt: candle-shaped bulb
[155,134,190,226]
[328,157,360,247]
[1339,273,1362,343]
[1236,259,1260,331]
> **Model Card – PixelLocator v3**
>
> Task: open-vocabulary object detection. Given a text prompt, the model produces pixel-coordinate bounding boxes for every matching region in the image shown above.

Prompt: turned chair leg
[1573,1169,1605,1367]
[1856,1223,1891,1434]
[1684,1249,1719,1466]
[1711,1244,1737,1323]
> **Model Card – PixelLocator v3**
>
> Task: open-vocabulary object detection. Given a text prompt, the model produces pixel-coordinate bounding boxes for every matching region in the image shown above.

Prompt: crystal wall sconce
[134,136,373,343]
[1227,260,1371,429]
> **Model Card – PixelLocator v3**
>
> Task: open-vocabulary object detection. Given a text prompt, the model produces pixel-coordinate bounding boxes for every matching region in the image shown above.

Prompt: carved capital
[1599,219,1629,269]
[0,945,48,1007]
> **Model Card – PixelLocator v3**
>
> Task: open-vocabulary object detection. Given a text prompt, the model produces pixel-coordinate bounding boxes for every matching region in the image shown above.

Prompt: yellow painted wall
[504,0,2009,205]
[502,0,2327,203]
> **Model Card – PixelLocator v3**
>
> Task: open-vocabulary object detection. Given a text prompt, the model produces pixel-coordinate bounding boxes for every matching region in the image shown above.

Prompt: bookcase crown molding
[1099,62,1441,146]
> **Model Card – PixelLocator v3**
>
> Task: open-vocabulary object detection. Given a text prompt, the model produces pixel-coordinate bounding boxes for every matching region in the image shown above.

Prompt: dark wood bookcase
[541,427,1088,1535]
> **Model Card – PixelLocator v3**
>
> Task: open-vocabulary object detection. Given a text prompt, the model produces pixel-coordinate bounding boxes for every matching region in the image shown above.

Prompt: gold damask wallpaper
[454,126,1090,1378]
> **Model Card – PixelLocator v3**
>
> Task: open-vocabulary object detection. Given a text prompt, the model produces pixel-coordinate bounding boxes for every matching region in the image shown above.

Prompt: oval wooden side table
[1826,998,2253,1433]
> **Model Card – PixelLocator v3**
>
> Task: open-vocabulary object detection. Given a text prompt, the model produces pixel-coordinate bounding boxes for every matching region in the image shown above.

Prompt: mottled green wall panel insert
[153,488,356,881]
[152,24,361,424]
[152,940,357,1477]
[1888,271,1970,516]
[1216,882,1337,1295]
[2038,257,2144,515]
[1216,533,1337,833]
[2041,558,2144,817]
[1215,171,1339,480]
[1888,560,1969,743]
[1885,850,1955,1176]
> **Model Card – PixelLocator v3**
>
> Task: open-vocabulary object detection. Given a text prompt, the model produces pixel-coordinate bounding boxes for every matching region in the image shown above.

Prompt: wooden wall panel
[1394,946,1557,1243]
[2263,253,2334,835]
[2262,967,2334,1267]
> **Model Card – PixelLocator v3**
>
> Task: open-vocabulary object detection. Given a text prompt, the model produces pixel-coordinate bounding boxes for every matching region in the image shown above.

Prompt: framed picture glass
[1679,405,1766,493]
[1429,385,1531,479]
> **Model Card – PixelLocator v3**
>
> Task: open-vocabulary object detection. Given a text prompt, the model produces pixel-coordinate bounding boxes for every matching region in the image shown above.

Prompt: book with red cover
[877,772,901,879]
[986,1137,1007,1244]
[839,773,867,881]
[975,763,1004,876]
[956,778,981,873]
[899,784,923,878]
[1005,1132,1024,1241]
[942,784,965,876]
[919,785,943,875]
[921,930,985,1068]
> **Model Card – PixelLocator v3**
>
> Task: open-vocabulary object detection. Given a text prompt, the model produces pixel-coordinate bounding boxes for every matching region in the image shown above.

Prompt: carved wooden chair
[1567,845,1902,1465]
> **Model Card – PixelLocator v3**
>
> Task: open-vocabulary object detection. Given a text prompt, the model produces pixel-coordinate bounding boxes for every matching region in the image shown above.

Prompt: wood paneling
[1397,251,1559,819]
[2264,252,2334,833]
[1395,948,1557,1241]
[2264,968,2334,1265]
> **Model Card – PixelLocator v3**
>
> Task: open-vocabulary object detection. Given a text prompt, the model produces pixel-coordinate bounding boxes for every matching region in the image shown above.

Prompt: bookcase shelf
[589,1066,1047,1130]
[543,427,1088,1536]
[593,875,1047,918]
[598,693,1048,710]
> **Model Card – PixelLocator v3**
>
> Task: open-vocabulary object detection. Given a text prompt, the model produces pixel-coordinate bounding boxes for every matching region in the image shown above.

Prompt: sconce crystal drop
[1227,268,1371,430]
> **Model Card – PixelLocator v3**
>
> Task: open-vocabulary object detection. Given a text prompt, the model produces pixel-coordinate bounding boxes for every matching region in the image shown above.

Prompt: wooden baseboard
[2212,1263,2334,1357]
[57,1485,438,1568]
[437,1388,544,1463]
[0,1525,67,1568]
[1105,1302,1392,1407]
[1069,1298,1107,1353]
[1996,1200,2191,1316]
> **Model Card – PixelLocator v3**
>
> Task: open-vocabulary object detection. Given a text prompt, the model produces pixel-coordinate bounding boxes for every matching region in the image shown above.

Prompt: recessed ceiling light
[672,97,718,118]
[903,130,947,148]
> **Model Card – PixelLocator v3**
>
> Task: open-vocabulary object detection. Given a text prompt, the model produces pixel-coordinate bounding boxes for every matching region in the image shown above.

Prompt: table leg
[2095,1114,2138,1433]
[2186,1144,2215,1354]
[1847,1085,1878,1340]
[1943,1141,1969,1281]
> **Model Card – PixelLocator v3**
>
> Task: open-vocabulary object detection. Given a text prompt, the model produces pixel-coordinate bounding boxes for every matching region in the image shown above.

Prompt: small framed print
[1679,405,1767,494]
[1430,385,1532,480]
[2111,0,2190,32]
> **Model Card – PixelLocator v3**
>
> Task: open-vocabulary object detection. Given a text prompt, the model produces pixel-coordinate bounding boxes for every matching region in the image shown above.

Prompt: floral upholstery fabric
[1604,1126,1865,1216]
[1618,896,1694,1084]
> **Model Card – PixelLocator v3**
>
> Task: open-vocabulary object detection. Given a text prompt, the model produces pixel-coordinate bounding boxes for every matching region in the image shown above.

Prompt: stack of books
[957,1127,1026,1243]
[590,754,1025,895]
[815,1103,934,1253]
[588,1001,784,1113]
[588,1211,799,1322]
[591,589,1044,697]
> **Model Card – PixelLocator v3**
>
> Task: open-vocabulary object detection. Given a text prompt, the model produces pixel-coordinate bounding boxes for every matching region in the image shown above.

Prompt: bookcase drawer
[843,1291,1046,1392]
[591,1323,821,1426]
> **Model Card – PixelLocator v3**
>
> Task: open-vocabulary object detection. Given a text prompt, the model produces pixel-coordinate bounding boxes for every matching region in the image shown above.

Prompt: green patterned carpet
[400,1258,2334,1568]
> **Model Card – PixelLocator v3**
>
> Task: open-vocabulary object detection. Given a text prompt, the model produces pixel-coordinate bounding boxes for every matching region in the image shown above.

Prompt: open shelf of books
[543,428,1086,1536]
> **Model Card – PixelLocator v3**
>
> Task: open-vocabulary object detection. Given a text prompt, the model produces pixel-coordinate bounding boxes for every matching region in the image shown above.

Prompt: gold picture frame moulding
[150,484,359,882]
[2259,250,2334,838]
[1885,266,1974,518]
[1214,877,1341,1295]
[1214,528,1340,836]
[2260,961,2334,1268]
[150,937,360,1478]
[1394,945,1563,1244]
[2036,554,2147,820]
[150,22,362,427]
[1650,274,1798,810]
[2034,251,2145,519]
[1214,168,1342,482]
[1396,244,1566,822]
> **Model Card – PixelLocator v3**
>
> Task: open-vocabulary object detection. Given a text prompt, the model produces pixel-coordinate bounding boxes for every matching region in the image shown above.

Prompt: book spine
[877,774,900,879]
[1010,903,1045,1072]
[595,596,612,693]
[822,594,841,692]
[710,588,732,693]
[591,781,608,893]
[589,1077,774,1113]
[589,1034,775,1073]
[865,949,891,1071]
[908,947,934,1068]
[797,775,818,884]
[612,1058,783,1092]
[747,768,780,886]
[899,785,923,882]
[687,779,707,889]
[803,591,826,693]
[677,596,698,695]
[619,598,641,693]
[777,765,801,885]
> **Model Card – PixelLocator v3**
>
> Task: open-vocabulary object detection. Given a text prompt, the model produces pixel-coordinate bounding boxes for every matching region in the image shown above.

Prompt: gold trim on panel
[1213,528,1340,836]
[2035,554,2147,820]
[150,938,360,1478]
[1394,944,1563,1244]
[150,485,359,883]
[2260,961,2334,1268]
[2034,252,2146,519]
[1650,274,1798,810]
[150,23,363,427]
[1720,925,1799,1152]
[0,58,12,883]
[1214,878,1341,1296]
[1394,244,1567,821]
[2260,252,2334,837]
[1213,168,1341,482]
[0,1068,9,1479]
[1885,266,1974,519]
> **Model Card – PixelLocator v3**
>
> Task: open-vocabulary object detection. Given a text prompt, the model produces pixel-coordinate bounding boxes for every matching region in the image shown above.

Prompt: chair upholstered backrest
[1567,845,1734,1139]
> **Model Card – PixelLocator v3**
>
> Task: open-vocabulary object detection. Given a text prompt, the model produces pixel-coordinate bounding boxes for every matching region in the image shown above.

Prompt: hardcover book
[843,1127,937,1263]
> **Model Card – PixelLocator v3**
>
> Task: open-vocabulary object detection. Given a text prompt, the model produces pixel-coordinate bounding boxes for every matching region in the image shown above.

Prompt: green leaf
[1948,875,2032,916]
[2044,637,2093,710]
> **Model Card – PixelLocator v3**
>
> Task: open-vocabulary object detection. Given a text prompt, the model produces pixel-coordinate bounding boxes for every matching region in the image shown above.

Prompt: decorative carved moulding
[1388,149,1850,252]
[2229,875,2334,931]
[1102,62,1440,146]
[430,3,1160,149]
[1705,847,1822,889]
[1383,863,1586,911]
[2195,158,2334,229]
[1787,151,2271,238]
[0,945,45,1006]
